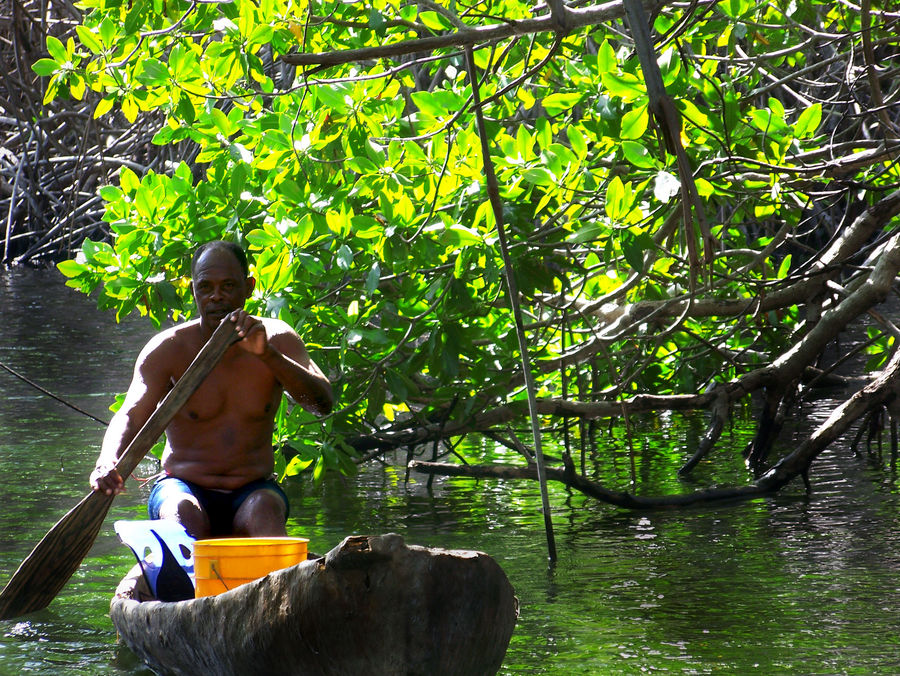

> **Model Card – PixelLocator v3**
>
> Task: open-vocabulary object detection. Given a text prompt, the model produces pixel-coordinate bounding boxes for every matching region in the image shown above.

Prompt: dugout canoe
[110,533,518,676]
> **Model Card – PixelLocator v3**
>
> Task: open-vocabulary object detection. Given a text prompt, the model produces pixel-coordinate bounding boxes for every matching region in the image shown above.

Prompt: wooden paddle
[0,319,238,620]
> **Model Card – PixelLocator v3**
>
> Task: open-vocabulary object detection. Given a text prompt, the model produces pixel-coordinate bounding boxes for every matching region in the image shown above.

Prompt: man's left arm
[231,312,334,415]
[261,335,334,415]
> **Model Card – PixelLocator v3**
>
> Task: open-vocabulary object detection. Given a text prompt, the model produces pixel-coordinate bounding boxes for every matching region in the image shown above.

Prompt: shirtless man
[90,240,333,538]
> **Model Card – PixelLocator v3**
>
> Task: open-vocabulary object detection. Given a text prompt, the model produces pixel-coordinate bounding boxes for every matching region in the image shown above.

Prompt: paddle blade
[0,490,114,620]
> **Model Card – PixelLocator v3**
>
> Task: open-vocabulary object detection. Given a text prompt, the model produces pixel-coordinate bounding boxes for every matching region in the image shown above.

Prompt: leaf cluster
[44,0,900,479]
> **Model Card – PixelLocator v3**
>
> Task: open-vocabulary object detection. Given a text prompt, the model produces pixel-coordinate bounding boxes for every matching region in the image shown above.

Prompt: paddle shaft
[0,319,238,620]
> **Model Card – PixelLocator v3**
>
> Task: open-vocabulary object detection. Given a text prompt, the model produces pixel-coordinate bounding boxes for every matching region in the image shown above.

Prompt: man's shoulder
[260,316,305,349]
[256,315,301,338]
[139,320,202,360]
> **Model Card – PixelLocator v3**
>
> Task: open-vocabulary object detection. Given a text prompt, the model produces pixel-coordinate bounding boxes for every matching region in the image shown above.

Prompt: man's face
[191,248,255,327]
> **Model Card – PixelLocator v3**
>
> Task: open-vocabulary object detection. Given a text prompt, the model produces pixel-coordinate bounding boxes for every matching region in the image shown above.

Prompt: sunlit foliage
[42,0,899,480]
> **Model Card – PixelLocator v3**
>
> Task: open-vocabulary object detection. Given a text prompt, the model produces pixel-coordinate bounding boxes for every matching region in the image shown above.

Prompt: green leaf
[155,280,180,308]
[137,58,170,86]
[695,178,715,198]
[677,98,708,128]
[620,101,649,139]
[568,222,606,245]
[723,90,741,132]
[247,24,274,48]
[263,129,292,151]
[446,224,483,247]
[365,262,381,296]
[285,455,315,476]
[346,155,378,174]
[99,185,122,202]
[315,84,351,113]
[605,176,627,221]
[134,184,156,219]
[776,253,792,279]
[69,74,86,100]
[567,126,588,158]
[351,215,384,239]
[521,167,556,187]
[425,222,483,250]
[722,0,751,18]
[94,95,116,119]
[336,244,353,271]
[76,25,103,54]
[368,9,387,36]
[46,36,67,63]
[152,125,184,145]
[595,39,617,74]
[82,238,117,266]
[313,455,327,486]
[411,90,463,117]
[57,260,86,278]
[620,229,652,274]
[247,228,281,249]
[177,92,196,124]
[471,200,495,231]
[231,162,248,195]
[621,140,657,169]
[515,124,533,160]
[750,107,788,135]
[658,47,680,86]
[31,59,58,77]
[542,92,584,116]
[419,10,453,31]
[794,104,822,138]
[292,214,315,247]
[601,71,646,101]
[384,369,408,400]
[228,142,253,164]
[99,17,117,46]
[276,178,304,203]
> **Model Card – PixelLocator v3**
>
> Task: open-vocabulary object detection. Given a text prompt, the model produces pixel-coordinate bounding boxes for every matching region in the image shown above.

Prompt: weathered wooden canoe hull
[110,533,518,676]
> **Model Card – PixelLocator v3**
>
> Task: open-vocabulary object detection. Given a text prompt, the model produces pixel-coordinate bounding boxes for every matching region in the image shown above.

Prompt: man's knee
[234,489,287,536]
[158,495,210,538]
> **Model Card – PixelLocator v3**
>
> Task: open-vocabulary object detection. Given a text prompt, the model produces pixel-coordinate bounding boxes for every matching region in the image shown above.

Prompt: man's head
[191,241,255,328]
[191,240,249,278]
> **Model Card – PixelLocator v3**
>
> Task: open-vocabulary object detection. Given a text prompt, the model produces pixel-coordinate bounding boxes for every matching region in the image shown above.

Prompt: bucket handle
[210,560,231,592]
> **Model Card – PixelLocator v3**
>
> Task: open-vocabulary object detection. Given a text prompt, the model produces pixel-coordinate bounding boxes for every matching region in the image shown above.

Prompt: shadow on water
[3,268,900,674]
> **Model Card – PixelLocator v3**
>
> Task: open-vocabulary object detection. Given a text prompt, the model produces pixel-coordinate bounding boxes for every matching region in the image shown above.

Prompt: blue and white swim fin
[114,519,195,602]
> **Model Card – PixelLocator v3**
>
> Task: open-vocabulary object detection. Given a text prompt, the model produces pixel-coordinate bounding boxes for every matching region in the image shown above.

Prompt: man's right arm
[90,336,173,495]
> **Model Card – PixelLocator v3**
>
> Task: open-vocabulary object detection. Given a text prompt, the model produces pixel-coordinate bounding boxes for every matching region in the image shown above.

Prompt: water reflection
[4,269,900,674]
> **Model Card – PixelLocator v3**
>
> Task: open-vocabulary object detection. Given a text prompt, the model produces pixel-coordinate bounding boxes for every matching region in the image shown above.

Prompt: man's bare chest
[172,356,280,423]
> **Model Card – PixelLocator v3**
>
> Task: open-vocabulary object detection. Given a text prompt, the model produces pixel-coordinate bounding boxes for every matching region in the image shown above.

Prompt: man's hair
[191,240,250,278]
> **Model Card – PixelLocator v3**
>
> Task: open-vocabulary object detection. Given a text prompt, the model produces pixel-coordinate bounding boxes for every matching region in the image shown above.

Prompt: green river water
[2,268,900,674]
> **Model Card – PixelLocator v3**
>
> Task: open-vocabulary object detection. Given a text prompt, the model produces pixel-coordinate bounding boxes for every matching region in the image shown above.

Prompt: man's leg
[233,489,287,535]
[233,485,288,536]
[148,477,212,539]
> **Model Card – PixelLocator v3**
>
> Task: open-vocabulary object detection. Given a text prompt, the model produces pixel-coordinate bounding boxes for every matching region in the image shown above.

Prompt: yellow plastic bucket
[193,537,309,597]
